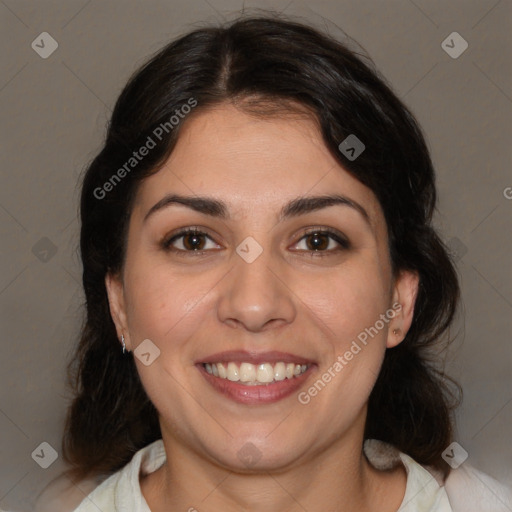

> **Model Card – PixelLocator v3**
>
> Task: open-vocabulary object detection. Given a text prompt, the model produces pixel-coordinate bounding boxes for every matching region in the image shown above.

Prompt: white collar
[82,438,453,511]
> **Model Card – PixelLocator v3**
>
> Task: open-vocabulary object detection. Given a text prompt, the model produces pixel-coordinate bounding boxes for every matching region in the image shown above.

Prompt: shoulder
[34,473,104,512]
[34,468,128,512]
[364,439,512,512]
[35,440,166,512]
[443,464,512,512]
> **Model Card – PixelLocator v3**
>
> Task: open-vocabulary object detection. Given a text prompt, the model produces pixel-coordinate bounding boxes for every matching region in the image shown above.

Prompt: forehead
[133,103,383,230]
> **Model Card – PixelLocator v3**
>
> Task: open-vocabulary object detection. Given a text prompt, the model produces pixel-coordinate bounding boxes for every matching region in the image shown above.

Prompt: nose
[216,242,296,333]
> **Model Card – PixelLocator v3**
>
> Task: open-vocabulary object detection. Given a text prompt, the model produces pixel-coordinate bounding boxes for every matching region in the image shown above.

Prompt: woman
[36,14,511,512]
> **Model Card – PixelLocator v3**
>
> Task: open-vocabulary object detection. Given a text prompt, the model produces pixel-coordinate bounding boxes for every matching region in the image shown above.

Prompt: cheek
[121,262,215,419]
[125,273,183,341]
[296,258,390,342]
[123,256,221,357]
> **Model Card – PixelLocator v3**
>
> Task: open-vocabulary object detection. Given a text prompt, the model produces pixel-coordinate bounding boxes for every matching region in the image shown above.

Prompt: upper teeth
[204,362,308,385]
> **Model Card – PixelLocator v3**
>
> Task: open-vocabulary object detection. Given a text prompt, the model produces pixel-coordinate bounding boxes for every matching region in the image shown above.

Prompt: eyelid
[161,226,220,252]
[290,226,350,252]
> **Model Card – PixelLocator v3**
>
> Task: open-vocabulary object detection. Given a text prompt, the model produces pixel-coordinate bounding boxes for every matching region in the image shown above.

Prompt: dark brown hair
[63,14,461,482]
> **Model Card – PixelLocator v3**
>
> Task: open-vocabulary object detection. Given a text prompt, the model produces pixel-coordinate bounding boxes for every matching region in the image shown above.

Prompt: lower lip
[197,364,315,405]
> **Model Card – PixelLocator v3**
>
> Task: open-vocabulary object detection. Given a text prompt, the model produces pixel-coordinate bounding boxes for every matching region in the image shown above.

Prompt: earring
[393,328,401,336]
[121,334,126,354]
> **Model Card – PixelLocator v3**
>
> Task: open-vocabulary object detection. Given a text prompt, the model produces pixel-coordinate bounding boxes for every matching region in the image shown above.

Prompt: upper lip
[196,350,315,366]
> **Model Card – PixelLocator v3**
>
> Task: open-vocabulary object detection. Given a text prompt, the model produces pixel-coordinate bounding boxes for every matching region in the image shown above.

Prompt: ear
[386,269,419,349]
[105,272,131,351]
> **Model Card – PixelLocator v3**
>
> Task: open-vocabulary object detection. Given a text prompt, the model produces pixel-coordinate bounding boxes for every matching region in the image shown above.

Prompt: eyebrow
[143,193,371,226]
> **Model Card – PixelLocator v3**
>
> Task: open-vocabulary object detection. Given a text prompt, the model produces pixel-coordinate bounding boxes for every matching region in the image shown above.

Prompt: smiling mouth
[202,361,310,385]
[197,361,315,405]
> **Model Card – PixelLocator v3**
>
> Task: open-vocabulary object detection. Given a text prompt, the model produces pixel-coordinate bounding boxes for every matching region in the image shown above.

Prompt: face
[106,103,418,471]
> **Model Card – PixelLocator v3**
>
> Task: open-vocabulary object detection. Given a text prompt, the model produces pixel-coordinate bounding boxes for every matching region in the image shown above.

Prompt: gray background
[1,0,511,510]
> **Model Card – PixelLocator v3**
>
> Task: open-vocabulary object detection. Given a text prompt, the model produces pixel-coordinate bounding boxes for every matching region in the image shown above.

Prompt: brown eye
[181,232,207,250]
[305,232,330,251]
[293,228,350,255]
[162,228,220,254]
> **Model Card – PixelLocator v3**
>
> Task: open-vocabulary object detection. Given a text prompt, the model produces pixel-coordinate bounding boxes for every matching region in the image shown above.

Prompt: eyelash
[160,226,350,258]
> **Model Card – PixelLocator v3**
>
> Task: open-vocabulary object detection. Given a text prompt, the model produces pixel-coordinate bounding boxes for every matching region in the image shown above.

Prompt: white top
[34,439,512,512]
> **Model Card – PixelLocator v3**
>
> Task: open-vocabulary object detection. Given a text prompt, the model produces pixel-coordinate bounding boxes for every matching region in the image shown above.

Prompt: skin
[106,102,419,512]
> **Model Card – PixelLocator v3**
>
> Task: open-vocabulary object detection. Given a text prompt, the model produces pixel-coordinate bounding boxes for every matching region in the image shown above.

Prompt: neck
[141,412,406,512]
